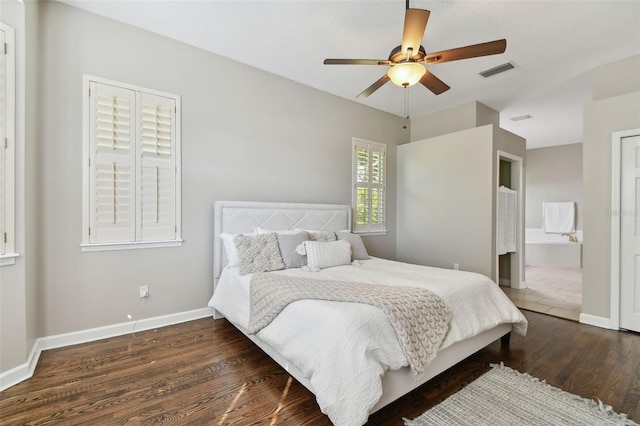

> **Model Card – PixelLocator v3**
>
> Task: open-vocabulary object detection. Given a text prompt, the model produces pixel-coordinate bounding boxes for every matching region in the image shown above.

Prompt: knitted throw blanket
[248,273,452,378]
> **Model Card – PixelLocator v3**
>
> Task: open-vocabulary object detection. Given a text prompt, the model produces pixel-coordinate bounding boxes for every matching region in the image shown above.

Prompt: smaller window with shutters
[81,76,182,251]
[352,138,387,234]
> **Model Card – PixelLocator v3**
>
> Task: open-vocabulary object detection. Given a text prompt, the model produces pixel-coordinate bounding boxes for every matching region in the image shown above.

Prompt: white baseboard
[499,279,527,290]
[579,312,617,330]
[0,341,41,393]
[0,307,214,391]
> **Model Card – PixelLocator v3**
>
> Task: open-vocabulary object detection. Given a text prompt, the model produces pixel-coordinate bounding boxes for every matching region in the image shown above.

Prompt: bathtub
[525,228,582,268]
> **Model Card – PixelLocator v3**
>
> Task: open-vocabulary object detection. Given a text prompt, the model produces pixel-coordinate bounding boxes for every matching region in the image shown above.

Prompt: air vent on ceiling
[511,114,533,122]
[479,61,516,78]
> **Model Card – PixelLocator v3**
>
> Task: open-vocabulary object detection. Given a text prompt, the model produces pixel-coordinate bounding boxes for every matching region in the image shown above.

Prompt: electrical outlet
[139,285,149,298]
[453,263,459,271]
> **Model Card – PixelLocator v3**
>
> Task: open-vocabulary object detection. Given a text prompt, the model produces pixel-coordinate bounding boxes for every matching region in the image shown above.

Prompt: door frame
[610,128,640,330]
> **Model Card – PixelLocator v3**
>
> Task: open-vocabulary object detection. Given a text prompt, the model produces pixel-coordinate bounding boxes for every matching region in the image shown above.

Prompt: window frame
[0,22,17,267]
[81,75,182,252]
[351,137,387,235]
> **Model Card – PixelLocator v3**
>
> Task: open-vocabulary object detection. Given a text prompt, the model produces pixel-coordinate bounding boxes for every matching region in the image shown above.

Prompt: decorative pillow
[295,228,337,242]
[296,240,351,270]
[310,231,337,242]
[220,231,254,267]
[336,231,369,260]
[276,231,310,268]
[234,233,285,276]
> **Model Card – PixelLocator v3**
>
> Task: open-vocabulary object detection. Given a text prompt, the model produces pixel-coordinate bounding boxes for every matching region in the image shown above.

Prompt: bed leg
[500,332,511,346]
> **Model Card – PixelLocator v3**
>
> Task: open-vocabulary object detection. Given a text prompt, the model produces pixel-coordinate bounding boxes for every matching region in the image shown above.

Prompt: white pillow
[296,240,351,270]
[220,231,254,267]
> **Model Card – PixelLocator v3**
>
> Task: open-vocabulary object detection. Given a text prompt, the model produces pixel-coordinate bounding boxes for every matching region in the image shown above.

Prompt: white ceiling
[59,0,640,149]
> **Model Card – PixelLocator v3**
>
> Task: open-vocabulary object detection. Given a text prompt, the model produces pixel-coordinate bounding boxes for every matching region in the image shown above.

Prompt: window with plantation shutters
[352,138,386,233]
[0,22,16,266]
[82,76,182,251]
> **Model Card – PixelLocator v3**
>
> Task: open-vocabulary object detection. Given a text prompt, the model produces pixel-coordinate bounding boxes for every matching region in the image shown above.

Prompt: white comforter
[209,257,527,426]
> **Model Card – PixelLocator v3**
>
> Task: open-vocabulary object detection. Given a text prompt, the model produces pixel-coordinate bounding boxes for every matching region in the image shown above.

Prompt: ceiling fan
[323,1,507,98]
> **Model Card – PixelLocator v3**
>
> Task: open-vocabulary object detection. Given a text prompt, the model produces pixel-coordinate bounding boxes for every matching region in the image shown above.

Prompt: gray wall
[583,54,640,320]
[1,1,407,373]
[25,0,41,372]
[526,143,583,230]
[409,101,499,142]
[397,125,495,276]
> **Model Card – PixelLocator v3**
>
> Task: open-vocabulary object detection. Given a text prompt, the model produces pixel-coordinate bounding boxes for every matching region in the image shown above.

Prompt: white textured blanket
[248,273,452,378]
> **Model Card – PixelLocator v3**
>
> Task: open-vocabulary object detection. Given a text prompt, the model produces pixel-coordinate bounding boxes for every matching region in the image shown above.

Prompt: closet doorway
[496,151,524,290]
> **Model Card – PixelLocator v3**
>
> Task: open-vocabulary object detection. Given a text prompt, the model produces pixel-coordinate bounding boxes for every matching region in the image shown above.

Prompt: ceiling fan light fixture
[387,62,426,87]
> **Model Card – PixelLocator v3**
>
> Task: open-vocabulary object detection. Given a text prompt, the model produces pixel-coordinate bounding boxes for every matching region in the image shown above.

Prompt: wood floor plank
[1,310,638,425]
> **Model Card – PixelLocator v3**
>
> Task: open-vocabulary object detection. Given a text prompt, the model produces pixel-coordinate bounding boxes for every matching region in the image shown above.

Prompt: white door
[620,135,640,331]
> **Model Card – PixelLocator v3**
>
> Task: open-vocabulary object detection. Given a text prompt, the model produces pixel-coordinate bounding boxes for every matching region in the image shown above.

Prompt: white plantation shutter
[83,76,181,250]
[89,82,136,243]
[137,92,176,241]
[506,192,516,252]
[498,186,517,255]
[370,144,386,229]
[0,27,6,255]
[0,23,15,260]
[354,145,370,228]
[353,139,386,233]
[0,136,5,255]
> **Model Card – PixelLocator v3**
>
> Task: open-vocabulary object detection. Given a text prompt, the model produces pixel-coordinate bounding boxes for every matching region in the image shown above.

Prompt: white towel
[543,202,575,233]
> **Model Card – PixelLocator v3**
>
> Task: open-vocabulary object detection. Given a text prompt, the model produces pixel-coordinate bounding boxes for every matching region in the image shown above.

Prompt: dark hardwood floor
[1,310,639,425]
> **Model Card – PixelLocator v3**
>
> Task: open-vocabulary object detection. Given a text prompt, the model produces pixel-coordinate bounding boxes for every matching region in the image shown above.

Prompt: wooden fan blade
[419,70,450,95]
[324,59,391,66]
[357,74,391,98]
[425,39,506,64]
[401,9,430,59]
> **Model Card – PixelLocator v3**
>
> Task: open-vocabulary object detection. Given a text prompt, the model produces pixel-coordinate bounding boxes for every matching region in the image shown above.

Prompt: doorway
[612,129,640,332]
[500,143,583,322]
[496,151,524,290]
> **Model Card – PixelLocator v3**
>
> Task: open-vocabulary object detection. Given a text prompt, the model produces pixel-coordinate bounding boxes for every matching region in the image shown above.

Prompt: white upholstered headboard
[213,201,352,283]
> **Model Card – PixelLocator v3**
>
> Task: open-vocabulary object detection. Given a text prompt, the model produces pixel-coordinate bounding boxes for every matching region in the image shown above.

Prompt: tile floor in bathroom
[501,266,582,321]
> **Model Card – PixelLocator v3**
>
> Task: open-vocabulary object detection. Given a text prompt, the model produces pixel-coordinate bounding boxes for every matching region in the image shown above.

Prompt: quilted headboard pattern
[213,201,352,281]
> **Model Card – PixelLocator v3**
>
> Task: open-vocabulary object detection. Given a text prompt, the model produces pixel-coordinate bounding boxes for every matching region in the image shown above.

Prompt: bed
[208,200,527,426]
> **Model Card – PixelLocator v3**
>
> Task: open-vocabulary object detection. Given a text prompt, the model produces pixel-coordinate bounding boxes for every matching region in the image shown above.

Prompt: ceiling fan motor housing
[389,45,426,63]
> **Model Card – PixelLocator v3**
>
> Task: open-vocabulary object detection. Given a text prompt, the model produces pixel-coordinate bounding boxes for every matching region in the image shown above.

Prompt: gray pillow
[336,231,369,260]
[276,231,309,268]
[234,233,285,276]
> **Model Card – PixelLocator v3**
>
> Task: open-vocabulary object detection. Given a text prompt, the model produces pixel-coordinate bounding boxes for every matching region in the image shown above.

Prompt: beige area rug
[404,363,637,426]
